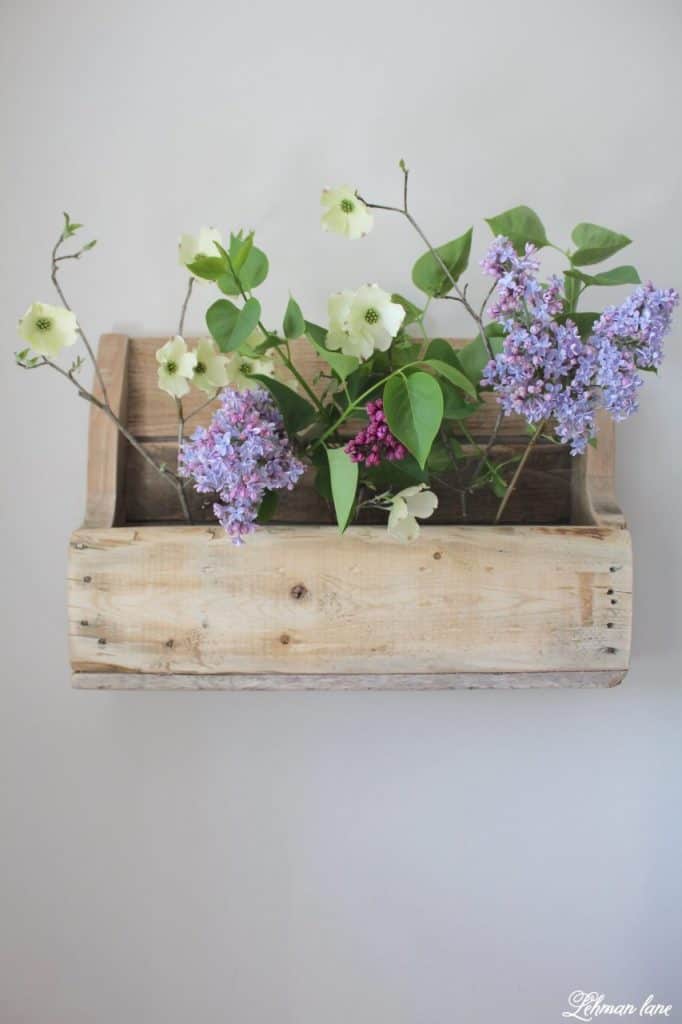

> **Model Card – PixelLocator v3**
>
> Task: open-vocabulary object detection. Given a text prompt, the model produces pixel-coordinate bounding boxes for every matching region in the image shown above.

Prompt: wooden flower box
[68,335,632,690]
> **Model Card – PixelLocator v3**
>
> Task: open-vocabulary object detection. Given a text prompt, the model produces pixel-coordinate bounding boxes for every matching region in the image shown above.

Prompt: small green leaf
[485,205,549,251]
[327,447,358,533]
[82,239,97,252]
[383,371,444,469]
[229,232,254,272]
[391,293,423,325]
[188,255,229,281]
[424,358,478,399]
[227,298,262,352]
[456,326,505,386]
[411,228,473,297]
[256,490,279,524]
[570,223,631,266]
[307,336,358,381]
[251,375,317,434]
[283,296,306,341]
[206,299,240,350]
[565,265,641,287]
[424,338,458,366]
[218,245,269,294]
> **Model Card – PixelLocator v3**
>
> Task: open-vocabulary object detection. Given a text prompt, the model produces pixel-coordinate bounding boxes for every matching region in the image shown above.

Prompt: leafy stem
[493,418,547,524]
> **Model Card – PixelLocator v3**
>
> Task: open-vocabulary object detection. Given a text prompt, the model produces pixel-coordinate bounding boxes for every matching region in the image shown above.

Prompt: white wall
[1,0,681,1021]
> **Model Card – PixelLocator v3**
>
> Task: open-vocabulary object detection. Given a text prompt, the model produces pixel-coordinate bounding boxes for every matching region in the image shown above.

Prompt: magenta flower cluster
[481,236,678,454]
[179,387,305,544]
[345,398,407,466]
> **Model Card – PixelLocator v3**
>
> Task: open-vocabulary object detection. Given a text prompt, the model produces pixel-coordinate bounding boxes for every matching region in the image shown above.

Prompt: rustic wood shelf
[68,335,632,690]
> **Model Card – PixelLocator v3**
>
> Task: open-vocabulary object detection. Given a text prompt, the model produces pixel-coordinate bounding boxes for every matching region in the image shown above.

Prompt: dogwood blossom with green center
[156,336,197,397]
[321,186,373,240]
[178,227,223,272]
[387,484,438,542]
[224,351,276,392]
[191,337,229,394]
[326,284,405,360]
[18,302,78,356]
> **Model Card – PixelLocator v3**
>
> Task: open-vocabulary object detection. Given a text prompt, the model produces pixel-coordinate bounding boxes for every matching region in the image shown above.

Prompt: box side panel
[68,525,632,677]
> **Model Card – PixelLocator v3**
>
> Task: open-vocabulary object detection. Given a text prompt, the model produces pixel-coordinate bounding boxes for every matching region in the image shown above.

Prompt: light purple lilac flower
[345,398,407,467]
[481,237,678,454]
[179,387,305,544]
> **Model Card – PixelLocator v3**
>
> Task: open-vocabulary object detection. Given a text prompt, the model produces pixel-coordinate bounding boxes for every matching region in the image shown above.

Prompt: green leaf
[565,265,641,287]
[229,232,254,272]
[570,223,631,266]
[82,239,97,252]
[206,298,240,351]
[424,358,478,399]
[217,245,269,294]
[456,326,505,386]
[256,490,279,524]
[327,448,358,533]
[392,339,422,368]
[383,371,443,469]
[391,293,423,325]
[485,205,549,251]
[251,375,317,434]
[439,381,481,420]
[564,273,581,313]
[307,336,358,381]
[283,296,306,340]
[424,337,458,366]
[228,298,262,352]
[188,255,229,281]
[411,228,473,297]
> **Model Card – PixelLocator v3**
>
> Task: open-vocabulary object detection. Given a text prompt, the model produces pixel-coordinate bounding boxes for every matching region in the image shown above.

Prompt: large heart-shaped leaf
[411,228,473,297]
[227,298,262,352]
[485,205,549,251]
[327,447,358,533]
[570,223,631,266]
[218,245,269,294]
[206,298,240,351]
[383,371,443,469]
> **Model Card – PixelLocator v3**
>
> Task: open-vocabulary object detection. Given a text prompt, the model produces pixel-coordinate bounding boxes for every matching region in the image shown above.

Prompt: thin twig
[178,276,194,337]
[174,395,192,523]
[50,230,110,407]
[493,419,547,525]
[358,169,496,360]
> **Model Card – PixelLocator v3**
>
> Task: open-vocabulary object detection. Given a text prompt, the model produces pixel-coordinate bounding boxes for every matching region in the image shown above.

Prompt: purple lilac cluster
[345,398,407,466]
[481,236,678,454]
[179,387,305,544]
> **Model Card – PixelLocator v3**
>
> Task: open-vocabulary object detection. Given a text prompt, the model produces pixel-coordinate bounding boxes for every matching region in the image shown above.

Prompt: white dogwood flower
[191,337,229,394]
[326,284,405,360]
[19,302,78,356]
[387,484,438,542]
[321,186,373,240]
[178,226,223,271]
[224,351,276,392]
[156,336,197,397]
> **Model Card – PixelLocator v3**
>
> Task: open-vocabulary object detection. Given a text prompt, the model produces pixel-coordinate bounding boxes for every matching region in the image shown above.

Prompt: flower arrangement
[16,166,678,544]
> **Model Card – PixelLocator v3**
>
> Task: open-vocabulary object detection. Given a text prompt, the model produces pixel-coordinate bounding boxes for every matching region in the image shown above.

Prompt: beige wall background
[1,0,681,1021]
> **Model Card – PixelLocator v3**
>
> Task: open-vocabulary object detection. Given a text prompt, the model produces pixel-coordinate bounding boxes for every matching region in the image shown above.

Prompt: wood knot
[433,551,442,560]
[290,583,308,600]
[97,637,107,646]
[80,620,89,627]
[83,575,92,584]
[165,638,174,648]
[280,633,291,646]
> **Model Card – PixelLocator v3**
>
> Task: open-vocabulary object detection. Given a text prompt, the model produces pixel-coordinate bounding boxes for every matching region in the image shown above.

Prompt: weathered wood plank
[124,442,573,525]
[571,410,624,528]
[84,335,129,528]
[125,337,528,439]
[68,525,632,677]
[72,669,626,690]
